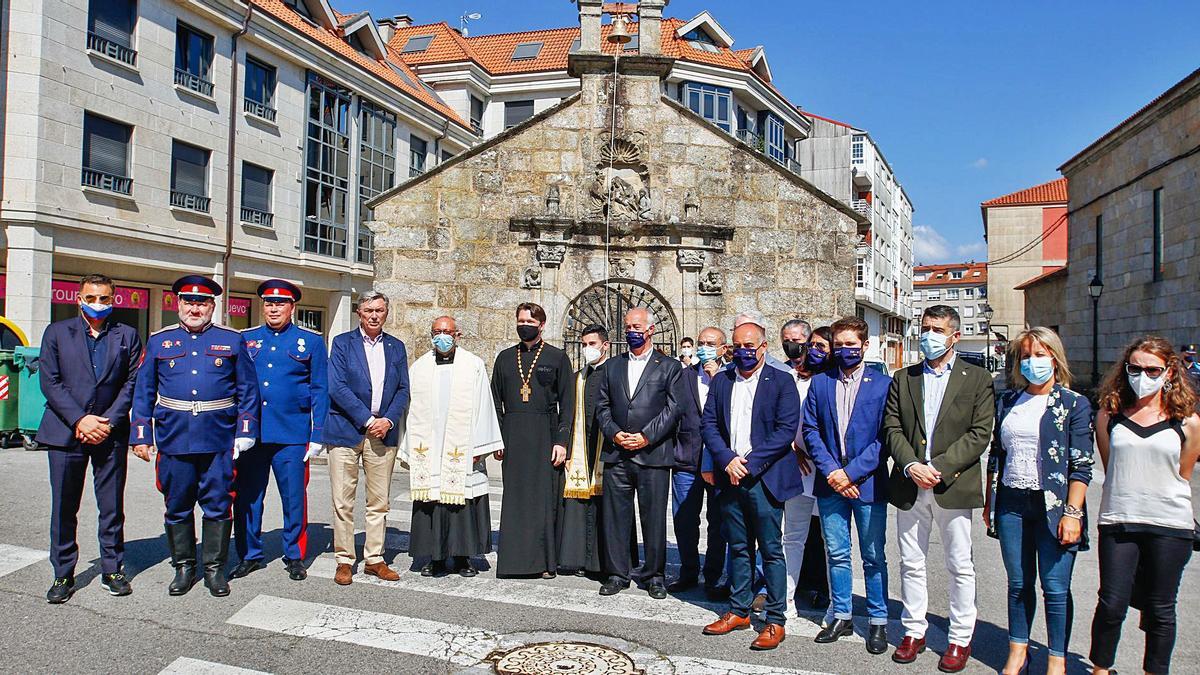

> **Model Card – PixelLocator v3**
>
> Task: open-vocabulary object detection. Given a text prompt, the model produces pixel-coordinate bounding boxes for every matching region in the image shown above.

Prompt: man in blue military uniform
[131,275,259,598]
[230,279,328,582]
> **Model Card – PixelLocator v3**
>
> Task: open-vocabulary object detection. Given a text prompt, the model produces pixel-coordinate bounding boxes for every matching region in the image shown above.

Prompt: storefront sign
[162,292,251,317]
[51,280,149,309]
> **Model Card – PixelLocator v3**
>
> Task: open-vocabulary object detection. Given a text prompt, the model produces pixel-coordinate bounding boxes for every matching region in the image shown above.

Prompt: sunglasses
[1125,363,1166,378]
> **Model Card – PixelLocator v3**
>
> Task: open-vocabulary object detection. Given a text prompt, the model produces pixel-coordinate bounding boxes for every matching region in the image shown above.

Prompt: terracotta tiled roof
[913,262,988,287]
[1014,266,1067,290]
[734,48,755,62]
[981,177,1068,208]
[465,26,582,75]
[388,22,479,67]
[252,1,469,129]
[804,111,855,129]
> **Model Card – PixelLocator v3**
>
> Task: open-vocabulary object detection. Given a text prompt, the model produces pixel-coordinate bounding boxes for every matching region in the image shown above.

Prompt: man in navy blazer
[323,290,410,586]
[803,316,892,653]
[699,321,800,651]
[37,274,143,603]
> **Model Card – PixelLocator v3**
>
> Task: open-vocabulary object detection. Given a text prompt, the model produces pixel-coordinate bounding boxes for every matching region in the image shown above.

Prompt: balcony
[851,199,869,216]
[243,98,276,123]
[240,206,273,227]
[787,159,802,174]
[409,166,425,178]
[81,168,133,195]
[852,166,872,188]
[174,68,214,97]
[735,129,761,149]
[86,32,137,67]
[171,190,210,213]
[470,119,484,137]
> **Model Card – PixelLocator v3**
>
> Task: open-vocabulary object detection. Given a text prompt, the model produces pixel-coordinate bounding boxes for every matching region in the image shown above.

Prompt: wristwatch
[1063,504,1084,520]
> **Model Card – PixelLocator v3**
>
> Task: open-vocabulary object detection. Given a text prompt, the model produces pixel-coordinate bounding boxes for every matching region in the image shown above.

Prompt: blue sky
[360,0,1199,264]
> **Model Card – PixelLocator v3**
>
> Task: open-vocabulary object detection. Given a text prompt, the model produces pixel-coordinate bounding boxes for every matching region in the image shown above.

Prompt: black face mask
[516,324,540,342]
[782,341,805,361]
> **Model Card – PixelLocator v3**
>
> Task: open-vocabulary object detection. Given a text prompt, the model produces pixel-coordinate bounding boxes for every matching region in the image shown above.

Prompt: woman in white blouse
[984,327,1093,675]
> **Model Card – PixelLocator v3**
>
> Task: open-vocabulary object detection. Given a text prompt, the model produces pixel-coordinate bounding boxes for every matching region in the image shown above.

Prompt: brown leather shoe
[333,563,353,586]
[892,635,926,663]
[750,623,785,650]
[937,643,971,673]
[363,562,400,581]
[702,612,752,635]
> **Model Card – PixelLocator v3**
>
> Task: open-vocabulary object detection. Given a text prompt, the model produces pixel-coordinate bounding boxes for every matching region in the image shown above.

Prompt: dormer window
[284,0,314,21]
[402,34,433,53]
[511,42,543,60]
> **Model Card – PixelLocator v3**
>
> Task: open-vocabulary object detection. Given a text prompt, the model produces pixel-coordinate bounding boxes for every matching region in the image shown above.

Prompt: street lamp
[1089,274,1105,388]
[981,302,995,371]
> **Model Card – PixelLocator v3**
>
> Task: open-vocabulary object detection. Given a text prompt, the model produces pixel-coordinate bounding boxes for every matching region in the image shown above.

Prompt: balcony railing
[171,190,210,213]
[87,32,137,67]
[470,119,483,137]
[735,129,760,148]
[243,98,276,122]
[240,206,273,227]
[81,168,132,195]
[409,166,425,178]
[174,68,214,97]
[787,158,802,174]
[851,199,869,216]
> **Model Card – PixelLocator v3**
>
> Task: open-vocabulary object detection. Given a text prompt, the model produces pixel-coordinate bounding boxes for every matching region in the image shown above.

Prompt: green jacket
[884,355,995,511]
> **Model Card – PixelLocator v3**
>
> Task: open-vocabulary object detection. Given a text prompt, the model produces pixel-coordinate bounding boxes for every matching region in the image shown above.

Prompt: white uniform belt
[158,396,236,416]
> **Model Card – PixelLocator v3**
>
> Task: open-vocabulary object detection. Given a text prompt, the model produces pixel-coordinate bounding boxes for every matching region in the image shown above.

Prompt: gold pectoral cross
[520,383,532,402]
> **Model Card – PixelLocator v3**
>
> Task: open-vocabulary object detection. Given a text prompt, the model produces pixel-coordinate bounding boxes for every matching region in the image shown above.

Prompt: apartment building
[1,0,475,342]
[796,114,914,368]
[911,262,990,356]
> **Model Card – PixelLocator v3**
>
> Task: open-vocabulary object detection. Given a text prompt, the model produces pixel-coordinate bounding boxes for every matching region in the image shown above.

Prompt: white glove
[304,442,324,462]
[233,437,255,460]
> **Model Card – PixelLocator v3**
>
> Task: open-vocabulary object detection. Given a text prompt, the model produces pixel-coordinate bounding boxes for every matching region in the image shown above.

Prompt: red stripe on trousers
[297,461,310,559]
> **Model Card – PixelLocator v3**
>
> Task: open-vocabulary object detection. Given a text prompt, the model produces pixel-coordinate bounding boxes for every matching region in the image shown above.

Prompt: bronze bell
[608,14,632,46]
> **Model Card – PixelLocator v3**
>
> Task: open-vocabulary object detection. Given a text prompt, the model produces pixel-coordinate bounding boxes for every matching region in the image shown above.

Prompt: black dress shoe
[599,578,629,596]
[704,584,731,601]
[420,561,439,577]
[46,577,74,604]
[866,625,888,654]
[101,572,132,596]
[667,577,698,593]
[814,618,855,644]
[228,559,266,579]
[283,558,307,581]
[455,557,478,577]
[647,582,668,600]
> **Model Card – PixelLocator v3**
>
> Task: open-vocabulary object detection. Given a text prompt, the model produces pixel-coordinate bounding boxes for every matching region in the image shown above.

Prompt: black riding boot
[201,518,232,597]
[166,521,197,596]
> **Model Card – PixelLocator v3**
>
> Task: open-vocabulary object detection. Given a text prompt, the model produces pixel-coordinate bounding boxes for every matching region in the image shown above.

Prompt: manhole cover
[488,641,643,675]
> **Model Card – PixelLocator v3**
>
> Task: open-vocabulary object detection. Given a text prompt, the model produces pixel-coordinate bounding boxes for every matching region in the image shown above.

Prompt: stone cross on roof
[572,0,668,56]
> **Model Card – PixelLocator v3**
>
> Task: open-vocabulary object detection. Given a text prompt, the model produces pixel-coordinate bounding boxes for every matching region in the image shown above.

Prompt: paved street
[0,447,1196,674]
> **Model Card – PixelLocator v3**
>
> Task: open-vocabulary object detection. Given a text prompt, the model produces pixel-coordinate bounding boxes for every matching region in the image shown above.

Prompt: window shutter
[242,164,271,211]
[89,0,135,48]
[172,142,208,195]
[84,114,129,177]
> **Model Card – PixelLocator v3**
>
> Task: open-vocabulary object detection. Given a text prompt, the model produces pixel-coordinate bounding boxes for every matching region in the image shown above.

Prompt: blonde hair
[1007,327,1073,389]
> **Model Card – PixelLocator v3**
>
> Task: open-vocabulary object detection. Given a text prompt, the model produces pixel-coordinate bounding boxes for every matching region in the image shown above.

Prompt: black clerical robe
[491,340,573,576]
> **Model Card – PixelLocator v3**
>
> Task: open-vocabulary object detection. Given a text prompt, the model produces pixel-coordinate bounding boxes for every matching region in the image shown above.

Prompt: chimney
[376,17,397,42]
[393,14,413,28]
[575,0,603,53]
[636,0,668,56]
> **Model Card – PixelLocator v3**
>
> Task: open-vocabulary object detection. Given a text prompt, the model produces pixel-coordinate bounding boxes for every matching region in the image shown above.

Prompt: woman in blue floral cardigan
[983,327,1094,675]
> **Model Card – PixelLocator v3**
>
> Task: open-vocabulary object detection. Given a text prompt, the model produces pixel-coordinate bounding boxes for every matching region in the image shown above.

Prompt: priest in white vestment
[401,316,503,577]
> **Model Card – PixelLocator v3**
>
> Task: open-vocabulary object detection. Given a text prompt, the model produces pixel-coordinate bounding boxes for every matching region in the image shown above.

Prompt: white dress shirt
[626,347,653,395]
[697,366,713,408]
[921,351,956,460]
[361,328,387,416]
[730,366,761,458]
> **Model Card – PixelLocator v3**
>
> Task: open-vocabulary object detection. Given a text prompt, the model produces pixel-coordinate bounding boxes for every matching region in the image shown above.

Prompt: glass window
[81,112,132,194]
[963,287,974,298]
[963,305,974,317]
[1152,188,1163,281]
[764,114,786,163]
[358,100,396,264]
[303,72,351,258]
[175,22,214,94]
[504,100,534,129]
[912,290,922,300]
[963,325,975,336]
[284,0,314,20]
[87,0,137,64]
[241,162,272,225]
[409,135,427,178]
[946,288,959,300]
[851,135,864,164]
[346,33,370,57]
[469,95,485,134]
[170,140,210,212]
[926,290,941,300]
[295,308,324,333]
[511,42,542,60]
[569,38,581,53]
[244,57,276,108]
[682,82,731,132]
[402,34,433,53]
[950,270,964,279]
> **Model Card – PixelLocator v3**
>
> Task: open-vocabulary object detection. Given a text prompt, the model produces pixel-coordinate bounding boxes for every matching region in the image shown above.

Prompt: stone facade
[369,58,863,363]
[1021,270,1068,335]
[1058,68,1200,385]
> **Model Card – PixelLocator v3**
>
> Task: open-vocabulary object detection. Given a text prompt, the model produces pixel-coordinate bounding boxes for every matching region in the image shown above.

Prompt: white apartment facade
[796,114,914,368]
[0,0,475,343]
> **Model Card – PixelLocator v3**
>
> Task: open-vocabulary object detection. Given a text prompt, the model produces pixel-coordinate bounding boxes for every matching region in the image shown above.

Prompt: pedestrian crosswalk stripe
[227,594,833,675]
[0,544,46,578]
[158,657,271,674]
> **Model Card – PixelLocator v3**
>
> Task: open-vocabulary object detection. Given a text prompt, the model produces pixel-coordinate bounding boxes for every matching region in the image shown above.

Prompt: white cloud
[913,225,986,265]
[970,157,989,169]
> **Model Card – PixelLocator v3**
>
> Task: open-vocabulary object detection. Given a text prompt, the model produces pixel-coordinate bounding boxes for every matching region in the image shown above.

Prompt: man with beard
[492,303,574,578]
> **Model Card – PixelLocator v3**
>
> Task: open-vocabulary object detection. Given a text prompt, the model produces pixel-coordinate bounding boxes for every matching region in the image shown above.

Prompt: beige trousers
[328,437,398,565]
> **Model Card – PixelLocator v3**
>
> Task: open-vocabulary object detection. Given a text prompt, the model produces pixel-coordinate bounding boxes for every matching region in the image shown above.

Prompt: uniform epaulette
[150,323,179,336]
[296,325,323,336]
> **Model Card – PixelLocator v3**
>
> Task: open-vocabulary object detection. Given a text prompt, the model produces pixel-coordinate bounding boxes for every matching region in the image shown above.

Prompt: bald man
[595,308,684,599]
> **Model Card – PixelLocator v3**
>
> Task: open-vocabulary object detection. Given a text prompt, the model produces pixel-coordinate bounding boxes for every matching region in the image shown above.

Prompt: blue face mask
[919,330,950,361]
[1020,356,1054,385]
[696,345,718,363]
[834,346,863,370]
[80,302,113,321]
[432,334,455,354]
[804,345,828,370]
[626,330,648,349]
[733,347,760,371]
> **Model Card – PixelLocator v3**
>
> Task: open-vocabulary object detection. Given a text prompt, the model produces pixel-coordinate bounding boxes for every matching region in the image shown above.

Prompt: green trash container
[14,346,43,450]
[0,350,19,446]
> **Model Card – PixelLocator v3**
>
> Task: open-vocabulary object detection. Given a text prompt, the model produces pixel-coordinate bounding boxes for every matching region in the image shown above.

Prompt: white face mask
[1128,372,1166,399]
[582,345,602,365]
[680,347,694,358]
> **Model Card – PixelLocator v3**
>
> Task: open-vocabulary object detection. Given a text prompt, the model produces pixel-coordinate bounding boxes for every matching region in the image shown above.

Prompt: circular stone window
[489,641,642,675]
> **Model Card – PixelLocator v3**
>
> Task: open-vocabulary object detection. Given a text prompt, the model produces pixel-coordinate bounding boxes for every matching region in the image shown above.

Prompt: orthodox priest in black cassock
[492,303,573,578]
[557,326,610,575]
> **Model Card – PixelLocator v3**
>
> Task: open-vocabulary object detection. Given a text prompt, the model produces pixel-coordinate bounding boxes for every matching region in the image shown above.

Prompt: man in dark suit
[38,274,143,603]
[595,307,683,599]
[884,304,995,672]
[324,290,410,586]
[699,321,801,650]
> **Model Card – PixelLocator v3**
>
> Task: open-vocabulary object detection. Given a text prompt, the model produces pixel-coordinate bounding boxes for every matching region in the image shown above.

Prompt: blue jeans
[818,494,888,625]
[995,486,1077,657]
[671,470,726,586]
[720,478,788,625]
